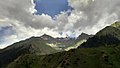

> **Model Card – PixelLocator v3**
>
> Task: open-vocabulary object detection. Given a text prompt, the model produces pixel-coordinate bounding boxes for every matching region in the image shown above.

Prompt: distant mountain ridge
[65,33,93,51]
[77,33,93,40]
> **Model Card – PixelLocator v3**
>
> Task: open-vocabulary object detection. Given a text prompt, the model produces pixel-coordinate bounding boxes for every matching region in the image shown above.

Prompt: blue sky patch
[0,26,15,43]
[34,0,73,17]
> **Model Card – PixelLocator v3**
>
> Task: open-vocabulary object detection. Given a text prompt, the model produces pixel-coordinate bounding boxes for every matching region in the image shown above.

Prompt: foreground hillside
[7,46,120,68]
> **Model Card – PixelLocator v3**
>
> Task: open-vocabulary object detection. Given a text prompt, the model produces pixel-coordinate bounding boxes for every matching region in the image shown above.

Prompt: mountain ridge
[6,22,120,68]
[80,22,120,48]
[0,33,92,67]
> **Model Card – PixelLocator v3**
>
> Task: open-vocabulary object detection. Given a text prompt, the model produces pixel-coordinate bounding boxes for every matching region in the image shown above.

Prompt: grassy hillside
[0,37,57,67]
[7,45,120,68]
[80,22,120,48]
[111,22,120,29]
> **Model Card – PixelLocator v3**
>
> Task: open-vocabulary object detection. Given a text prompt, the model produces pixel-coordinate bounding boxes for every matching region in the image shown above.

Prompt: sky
[34,0,73,17]
[0,0,120,48]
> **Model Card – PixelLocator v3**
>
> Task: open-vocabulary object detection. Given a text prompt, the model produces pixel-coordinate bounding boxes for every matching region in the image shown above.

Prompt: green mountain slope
[111,21,120,29]
[65,33,93,51]
[7,46,120,68]
[0,36,57,67]
[80,22,120,48]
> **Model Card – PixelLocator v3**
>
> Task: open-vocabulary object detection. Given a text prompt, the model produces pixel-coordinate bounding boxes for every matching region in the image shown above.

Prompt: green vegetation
[7,45,120,68]
[111,21,120,29]
[0,37,57,67]
[80,22,120,48]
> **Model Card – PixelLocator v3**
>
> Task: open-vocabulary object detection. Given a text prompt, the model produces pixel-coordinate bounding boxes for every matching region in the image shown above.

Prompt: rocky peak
[40,34,55,40]
[77,33,93,40]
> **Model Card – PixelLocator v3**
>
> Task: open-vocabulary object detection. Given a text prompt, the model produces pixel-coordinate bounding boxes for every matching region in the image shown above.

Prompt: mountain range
[0,31,92,67]
[0,22,120,68]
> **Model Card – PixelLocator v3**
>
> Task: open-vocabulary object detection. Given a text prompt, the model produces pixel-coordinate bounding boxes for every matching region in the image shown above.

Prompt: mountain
[40,34,55,42]
[65,33,93,51]
[40,34,76,51]
[77,33,93,41]
[0,33,92,67]
[0,36,58,67]
[0,34,75,67]
[3,22,120,68]
[5,22,120,68]
[80,22,120,48]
